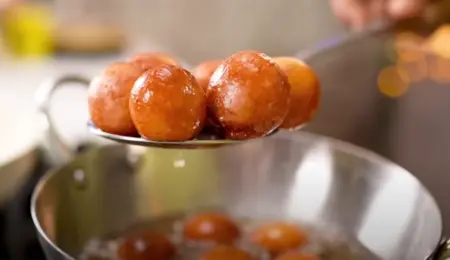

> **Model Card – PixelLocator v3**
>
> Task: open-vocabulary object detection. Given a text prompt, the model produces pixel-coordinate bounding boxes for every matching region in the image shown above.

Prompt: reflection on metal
[286,142,333,223]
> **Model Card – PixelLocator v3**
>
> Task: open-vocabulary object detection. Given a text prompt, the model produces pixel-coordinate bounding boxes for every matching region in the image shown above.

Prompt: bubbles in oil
[78,209,376,260]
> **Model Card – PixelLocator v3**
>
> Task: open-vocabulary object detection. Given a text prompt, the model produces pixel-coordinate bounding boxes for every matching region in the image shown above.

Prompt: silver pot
[31,130,450,260]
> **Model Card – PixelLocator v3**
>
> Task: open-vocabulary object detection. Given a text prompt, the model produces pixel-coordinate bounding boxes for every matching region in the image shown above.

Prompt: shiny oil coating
[251,222,309,256]
[129,64,206,141]
[200,246,254,260]
[88,62,143,136]
[274,57,321,130]
[192,59,223,92]
[116,231,176,260]
[192,59,223,129]
[182,212,240,244]
[129,52,180,71]
[274,252,320,260]
[207,50,290,139]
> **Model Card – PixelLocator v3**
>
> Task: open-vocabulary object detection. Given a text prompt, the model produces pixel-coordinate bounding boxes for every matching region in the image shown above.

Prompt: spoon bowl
[88,121,280,149]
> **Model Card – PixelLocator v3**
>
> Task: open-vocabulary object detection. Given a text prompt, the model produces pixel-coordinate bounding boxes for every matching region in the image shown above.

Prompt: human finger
[387,0,427,20]
[331,0,371,30]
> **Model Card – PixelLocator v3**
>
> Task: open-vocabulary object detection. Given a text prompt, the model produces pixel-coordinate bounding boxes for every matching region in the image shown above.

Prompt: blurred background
[1,0,450,259]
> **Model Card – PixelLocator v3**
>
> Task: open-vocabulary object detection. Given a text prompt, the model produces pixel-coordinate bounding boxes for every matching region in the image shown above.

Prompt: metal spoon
[88,121,279,149]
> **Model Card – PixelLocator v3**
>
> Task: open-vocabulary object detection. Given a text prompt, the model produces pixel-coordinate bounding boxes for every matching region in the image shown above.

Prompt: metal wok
[31,131,449,260]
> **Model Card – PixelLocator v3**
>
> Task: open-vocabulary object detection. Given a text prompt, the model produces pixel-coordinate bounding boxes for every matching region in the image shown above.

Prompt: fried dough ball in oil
[129,64,206,141]
[116,231,175,260]
[275,252,320,260]
[129,52,180,71]
[192,59,222,92]
[200,246,254,260]
[251,222,309,256]
[206,50,290,139]
[274,57,320,130]
[182,212,240,244]
[88,62,143,136]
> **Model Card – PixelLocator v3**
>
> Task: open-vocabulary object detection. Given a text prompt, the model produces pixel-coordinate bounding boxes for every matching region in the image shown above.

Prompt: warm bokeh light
[426,24,450,59]
[428,56,450,84]
[386,25,450,86]
[393,31,425,62]
[396,58,427,83]
[378,66,410,98]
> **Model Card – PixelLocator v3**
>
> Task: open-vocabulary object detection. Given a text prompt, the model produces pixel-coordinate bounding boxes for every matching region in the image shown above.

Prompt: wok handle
[434,238,450,259]
[35,75,90,166]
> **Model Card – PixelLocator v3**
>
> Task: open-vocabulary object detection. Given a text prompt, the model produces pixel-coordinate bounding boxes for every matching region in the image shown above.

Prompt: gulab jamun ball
[88,62,143,136]
[251,222,309,256]
[192,59,223,92]
[275,252,320,260]
[129,64,206,141]
[116,231,175,260]
[274,57,320,130]
[182,212,241,244]
[129,52,180,70]
[206,50,290,139]
[200,246,254,260]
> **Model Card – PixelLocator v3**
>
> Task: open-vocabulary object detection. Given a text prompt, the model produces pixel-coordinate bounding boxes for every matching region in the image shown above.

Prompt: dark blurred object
[0,150,49,260]
[392,0,450,33]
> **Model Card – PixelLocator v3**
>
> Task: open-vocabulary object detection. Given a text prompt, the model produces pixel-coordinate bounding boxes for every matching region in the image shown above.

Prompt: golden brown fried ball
[129,52,180,70]
[200,246,254,260]
[274,57,320,130]
[192,59,223,92]
[275,252,320,260]
[88,62,143,136]
[116,230,175,260]
[182,212,241,244]
[206,50,290,139]
[129,64,206,141]
[251,222,309,256]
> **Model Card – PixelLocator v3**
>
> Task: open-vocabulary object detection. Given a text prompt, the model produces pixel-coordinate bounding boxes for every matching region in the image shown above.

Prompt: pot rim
[30,131,445,259]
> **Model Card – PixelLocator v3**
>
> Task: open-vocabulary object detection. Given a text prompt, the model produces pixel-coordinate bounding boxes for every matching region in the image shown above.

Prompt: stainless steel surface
[31,132,443,260]
[300,24,450,239]
[88,122,279,149]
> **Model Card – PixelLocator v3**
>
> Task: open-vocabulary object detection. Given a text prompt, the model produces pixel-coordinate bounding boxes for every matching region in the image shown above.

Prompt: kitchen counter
[0,55,124,148]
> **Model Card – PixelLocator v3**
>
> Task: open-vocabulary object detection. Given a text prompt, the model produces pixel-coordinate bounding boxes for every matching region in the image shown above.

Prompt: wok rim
[30,131,444,260]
